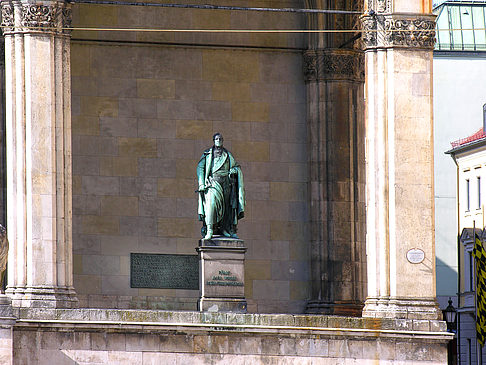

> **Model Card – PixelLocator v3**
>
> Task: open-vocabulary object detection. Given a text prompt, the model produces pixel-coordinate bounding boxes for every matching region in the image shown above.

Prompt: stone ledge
[11,309,452,363]
[13,308,451,340]
[198,236,246,248]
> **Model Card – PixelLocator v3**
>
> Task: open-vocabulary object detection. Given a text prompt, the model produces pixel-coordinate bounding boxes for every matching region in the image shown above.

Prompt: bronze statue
[0,225,8,291]
[197,133,245,240]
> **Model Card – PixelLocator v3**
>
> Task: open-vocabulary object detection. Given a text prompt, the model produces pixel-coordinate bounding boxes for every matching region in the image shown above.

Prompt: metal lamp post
[443,297,457,365]
[443,297,457,332]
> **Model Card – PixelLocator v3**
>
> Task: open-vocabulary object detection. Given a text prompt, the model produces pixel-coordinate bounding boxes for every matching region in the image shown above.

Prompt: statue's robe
[0,225,8,289]
[197,147,245,234]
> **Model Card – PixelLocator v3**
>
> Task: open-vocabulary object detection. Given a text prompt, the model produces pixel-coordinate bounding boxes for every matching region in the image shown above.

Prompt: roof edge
[445,137,486,155]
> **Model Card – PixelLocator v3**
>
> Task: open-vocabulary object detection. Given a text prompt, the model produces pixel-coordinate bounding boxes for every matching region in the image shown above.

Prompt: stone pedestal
[197,237,247,313]
[0,295,15,365]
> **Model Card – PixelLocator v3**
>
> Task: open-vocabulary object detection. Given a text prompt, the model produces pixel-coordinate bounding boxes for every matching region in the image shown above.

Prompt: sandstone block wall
[14,328,448,365]
[11,309,450,365]
[70,0,309,312]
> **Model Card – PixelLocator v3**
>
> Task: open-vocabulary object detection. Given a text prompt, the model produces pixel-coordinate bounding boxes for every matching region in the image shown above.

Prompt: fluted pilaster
[2,0,77,308]
[361,0,440,319]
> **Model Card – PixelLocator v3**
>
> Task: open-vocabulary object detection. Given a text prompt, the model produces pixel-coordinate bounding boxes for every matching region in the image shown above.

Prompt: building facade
[0,0,452,363]
[434,0,486,310]
[447,130,486,364]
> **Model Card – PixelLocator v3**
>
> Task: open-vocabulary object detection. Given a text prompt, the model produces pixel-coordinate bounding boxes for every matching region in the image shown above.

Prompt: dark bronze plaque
[130,253,199,289]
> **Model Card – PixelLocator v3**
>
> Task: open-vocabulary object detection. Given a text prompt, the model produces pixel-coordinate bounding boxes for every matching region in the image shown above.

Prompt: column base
[6,286,78,308]
[362,297,442,320]
[198,297,247,313]
[0,295,15,365]
[306,300,363,317]
[0,295,14,320]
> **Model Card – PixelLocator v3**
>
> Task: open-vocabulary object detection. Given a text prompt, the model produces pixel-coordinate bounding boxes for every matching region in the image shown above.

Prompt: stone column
[0,41,5,229]
[1,0,77,307]
[361,0,441,319]
[304,1,367,316]
[304,49,366,316]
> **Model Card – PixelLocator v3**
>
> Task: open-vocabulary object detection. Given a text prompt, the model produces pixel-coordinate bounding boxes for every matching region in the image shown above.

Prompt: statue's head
[213,133,223,147]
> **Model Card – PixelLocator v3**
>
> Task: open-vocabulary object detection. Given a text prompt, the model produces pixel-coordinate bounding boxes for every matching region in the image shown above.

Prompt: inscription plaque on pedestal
[197,237,247,312]
[130,253,199,289]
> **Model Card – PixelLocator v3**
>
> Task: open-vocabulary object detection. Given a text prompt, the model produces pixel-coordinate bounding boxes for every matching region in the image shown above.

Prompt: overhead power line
[71,0,363,15]
[68,28,363,33]
[0,26,448,33]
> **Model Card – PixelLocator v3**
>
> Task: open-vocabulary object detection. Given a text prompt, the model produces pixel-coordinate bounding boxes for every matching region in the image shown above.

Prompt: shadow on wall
[436,256,458,309]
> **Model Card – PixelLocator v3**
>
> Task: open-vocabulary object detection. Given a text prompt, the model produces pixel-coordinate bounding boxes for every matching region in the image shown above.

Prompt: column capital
[303,49,364,83]
[367,0,392,13]
[361,13,436,50]
[1,1,72,35]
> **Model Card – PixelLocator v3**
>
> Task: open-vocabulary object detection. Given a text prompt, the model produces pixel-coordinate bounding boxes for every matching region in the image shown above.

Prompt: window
[470,251,474,291]
[479,176,482,209]
[483,103,486,127]
[466,250,474,292]
[467,179,470,211]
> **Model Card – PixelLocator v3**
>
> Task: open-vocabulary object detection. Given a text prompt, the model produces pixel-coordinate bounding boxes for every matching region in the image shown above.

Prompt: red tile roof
[451,128,486,148]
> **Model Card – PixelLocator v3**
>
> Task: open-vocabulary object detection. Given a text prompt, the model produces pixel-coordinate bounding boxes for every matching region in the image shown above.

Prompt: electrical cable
[63,28,363,33]
[0,26,447,33]
[0,2,445,34]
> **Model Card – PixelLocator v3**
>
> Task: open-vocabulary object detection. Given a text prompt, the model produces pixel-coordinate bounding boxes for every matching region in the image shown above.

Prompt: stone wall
[11,309,451,364]
[70,0,310,312]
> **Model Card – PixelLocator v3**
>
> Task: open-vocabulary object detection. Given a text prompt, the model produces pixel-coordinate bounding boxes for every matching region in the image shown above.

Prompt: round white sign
[406,248,425,264]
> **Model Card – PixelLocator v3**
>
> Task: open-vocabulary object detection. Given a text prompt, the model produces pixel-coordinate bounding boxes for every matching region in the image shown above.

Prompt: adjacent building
[447,124,486,364]
[434,0,486,309]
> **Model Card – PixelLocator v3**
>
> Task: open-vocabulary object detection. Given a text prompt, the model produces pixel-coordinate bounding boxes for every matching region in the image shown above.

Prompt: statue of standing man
[197,133,245,240]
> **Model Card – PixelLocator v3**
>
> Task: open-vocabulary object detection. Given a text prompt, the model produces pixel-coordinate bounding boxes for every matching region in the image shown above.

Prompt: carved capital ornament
[360,14,436,50]
[368,0,392,13]
[303,50,364,83]
[21,4,56,29]
[1,1,72,35]
[0,4,13,32]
